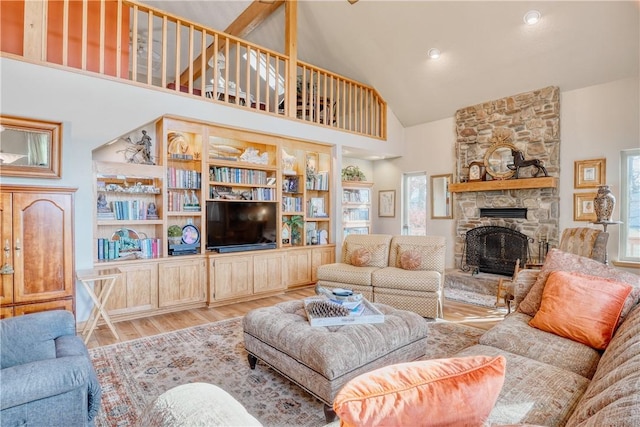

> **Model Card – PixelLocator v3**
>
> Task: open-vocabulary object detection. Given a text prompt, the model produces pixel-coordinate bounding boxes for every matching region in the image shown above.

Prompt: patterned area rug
[89,317,484,427]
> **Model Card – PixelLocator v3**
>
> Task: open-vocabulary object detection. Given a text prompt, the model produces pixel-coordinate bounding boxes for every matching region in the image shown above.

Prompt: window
[619,148,640,262]
[402,172,427,235]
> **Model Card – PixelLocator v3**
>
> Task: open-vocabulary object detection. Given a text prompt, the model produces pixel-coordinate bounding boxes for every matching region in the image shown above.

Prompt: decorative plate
[111,228,142,252]
[182,224,200,245]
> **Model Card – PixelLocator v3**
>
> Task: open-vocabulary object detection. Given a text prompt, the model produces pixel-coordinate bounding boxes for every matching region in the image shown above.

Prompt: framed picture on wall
[574,158,605,188]
[378,190,396,217]
[573,192,598,221]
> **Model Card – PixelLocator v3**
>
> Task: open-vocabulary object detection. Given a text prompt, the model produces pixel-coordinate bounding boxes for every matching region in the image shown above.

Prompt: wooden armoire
[0,185,76,318]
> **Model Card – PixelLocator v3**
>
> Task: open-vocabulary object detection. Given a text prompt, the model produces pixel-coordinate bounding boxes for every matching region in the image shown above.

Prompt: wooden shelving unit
[449,177,558,193]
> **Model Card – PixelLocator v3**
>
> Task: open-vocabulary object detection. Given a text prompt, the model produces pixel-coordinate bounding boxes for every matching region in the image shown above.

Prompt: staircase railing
[0,0,386,139]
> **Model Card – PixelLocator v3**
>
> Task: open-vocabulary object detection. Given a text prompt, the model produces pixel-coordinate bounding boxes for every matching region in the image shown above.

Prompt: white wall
[374,77,639,270]
[0,58,405,320]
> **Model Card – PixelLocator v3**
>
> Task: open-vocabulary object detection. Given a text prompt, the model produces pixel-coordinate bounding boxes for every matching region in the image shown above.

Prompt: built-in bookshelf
[342,181,373,239]
[93,161,165,262]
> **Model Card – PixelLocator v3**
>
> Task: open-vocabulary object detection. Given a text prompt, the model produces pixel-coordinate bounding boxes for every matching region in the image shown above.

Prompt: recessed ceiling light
[427,48,441,60]
[523,10,541,25]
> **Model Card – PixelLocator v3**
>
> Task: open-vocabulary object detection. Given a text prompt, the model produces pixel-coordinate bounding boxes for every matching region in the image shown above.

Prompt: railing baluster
[174,20,181,91]
[147,10,153,85]
[161,15,167,88]
[131,5,138,80]
[115,0,122,78]
[188,24,194,94]
[200,28,206,96]
[81,0,88,70]
[62,0,69,66]
[99,0,105,74]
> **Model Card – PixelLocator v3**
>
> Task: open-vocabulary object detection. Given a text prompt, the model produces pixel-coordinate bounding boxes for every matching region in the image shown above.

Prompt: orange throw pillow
[333,355,506,427]
[529,271,632,350]
[351,248,372,267]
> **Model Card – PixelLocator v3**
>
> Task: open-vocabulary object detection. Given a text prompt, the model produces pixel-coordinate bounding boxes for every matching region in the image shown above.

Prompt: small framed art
[378,190,396,217]
[573,192,597,221]
[574,158,605,188]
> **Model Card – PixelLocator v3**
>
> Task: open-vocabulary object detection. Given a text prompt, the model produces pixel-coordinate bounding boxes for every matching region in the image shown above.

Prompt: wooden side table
[76,268,122,344]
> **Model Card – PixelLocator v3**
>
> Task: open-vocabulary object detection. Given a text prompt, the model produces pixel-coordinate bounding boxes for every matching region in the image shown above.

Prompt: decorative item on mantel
[341,165,366,181]
[507,149,548,178]
[593,184,616,222]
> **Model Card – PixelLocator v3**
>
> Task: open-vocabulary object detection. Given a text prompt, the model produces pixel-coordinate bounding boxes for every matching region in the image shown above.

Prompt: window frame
[619,148,640,263]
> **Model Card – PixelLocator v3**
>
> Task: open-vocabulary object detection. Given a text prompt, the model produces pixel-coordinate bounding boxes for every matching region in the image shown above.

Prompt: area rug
[89,317,484,427]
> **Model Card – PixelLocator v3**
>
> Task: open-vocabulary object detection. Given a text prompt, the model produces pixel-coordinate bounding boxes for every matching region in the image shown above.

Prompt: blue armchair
[1,310,102,427]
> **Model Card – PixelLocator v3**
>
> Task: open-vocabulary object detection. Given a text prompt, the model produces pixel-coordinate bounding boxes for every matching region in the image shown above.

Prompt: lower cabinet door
[209,255,253,302]
[158,258,206,308]
[286,248,312,288]
[253,252,285,294]
[96,262,158,316]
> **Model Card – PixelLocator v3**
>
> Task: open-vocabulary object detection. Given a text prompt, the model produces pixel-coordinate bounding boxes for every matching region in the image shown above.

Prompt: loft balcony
[1,0,386,139]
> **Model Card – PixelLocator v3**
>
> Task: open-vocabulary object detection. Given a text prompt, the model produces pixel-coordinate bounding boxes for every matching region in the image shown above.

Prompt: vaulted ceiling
[139,0,639,128]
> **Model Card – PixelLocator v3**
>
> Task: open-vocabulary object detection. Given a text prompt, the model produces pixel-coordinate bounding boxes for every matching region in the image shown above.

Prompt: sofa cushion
[316,263,380,287]
[480,312,601,379]
[350,247,371,267]
[529,271,632,350]
[345,242,388,268]
[388,236,446,273]
[455,345,591,427]
[399,249,422,270]
[333,355,506,427]
[565,303,640,427]
[372,267,441,292]
[518,249,640,320]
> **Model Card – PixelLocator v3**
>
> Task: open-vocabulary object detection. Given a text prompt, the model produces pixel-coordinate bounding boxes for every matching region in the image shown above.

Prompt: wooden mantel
[449,176,558,193]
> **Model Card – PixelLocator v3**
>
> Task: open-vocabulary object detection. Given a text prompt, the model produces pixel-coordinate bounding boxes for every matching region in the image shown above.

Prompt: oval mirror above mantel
[448,176,558,193]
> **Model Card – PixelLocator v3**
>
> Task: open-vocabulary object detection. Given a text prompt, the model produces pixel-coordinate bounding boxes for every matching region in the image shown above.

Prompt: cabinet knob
[14,239,21,252]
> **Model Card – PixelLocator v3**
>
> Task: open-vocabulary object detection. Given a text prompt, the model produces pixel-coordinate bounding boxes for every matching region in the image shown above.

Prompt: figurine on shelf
[97,193,111,213]
[147,202,159,219]
[190,190,200,208]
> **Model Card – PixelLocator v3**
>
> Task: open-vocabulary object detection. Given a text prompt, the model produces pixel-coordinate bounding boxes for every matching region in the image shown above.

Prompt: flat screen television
[206,201,277,252]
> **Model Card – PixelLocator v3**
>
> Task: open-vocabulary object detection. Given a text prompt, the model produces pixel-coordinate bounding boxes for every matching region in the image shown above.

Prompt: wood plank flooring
[86,286,506,349]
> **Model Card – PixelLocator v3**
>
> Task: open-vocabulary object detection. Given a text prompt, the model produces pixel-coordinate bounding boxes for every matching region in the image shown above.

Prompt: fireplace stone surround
[453,86,560,269]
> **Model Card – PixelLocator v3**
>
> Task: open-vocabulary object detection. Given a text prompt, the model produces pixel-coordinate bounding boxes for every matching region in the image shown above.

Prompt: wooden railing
[1,0,386,139]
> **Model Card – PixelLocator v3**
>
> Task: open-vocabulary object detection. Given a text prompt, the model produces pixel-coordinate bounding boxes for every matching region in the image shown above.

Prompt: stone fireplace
[453,86,560,268]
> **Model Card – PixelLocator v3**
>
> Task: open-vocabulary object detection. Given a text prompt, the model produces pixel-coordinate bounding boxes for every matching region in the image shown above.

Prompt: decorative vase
[593,185,615,222]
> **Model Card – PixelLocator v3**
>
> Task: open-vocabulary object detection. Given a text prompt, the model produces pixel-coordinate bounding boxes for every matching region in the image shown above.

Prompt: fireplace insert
[462,226,531,276]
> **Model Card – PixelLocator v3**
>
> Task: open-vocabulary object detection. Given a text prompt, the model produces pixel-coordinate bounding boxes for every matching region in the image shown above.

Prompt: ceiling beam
[179,0,284,85]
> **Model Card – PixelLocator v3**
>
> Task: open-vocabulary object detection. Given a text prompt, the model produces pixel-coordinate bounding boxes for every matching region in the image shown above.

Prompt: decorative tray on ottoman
[304,297,385,327]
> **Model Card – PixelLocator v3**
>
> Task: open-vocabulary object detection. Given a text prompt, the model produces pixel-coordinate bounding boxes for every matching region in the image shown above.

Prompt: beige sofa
[316,234,446,318]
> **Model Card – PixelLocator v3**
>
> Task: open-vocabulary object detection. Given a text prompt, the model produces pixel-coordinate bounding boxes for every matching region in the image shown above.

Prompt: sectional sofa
[329,248,640,426]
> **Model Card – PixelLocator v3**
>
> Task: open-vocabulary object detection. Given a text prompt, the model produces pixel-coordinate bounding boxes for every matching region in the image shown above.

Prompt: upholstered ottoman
[243,300,429,421]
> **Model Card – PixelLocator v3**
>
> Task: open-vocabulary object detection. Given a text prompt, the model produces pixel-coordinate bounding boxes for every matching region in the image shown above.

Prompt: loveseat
[329,248,640,426]
[316,234,446,318]
[0,310,102,427]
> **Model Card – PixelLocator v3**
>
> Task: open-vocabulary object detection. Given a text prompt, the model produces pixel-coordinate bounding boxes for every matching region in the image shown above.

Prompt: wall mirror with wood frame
[430,174,453,219]
[0,116,62,178]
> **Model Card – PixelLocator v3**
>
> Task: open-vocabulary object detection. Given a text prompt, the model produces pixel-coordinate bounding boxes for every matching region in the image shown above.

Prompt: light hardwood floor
[86,286,506,349]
